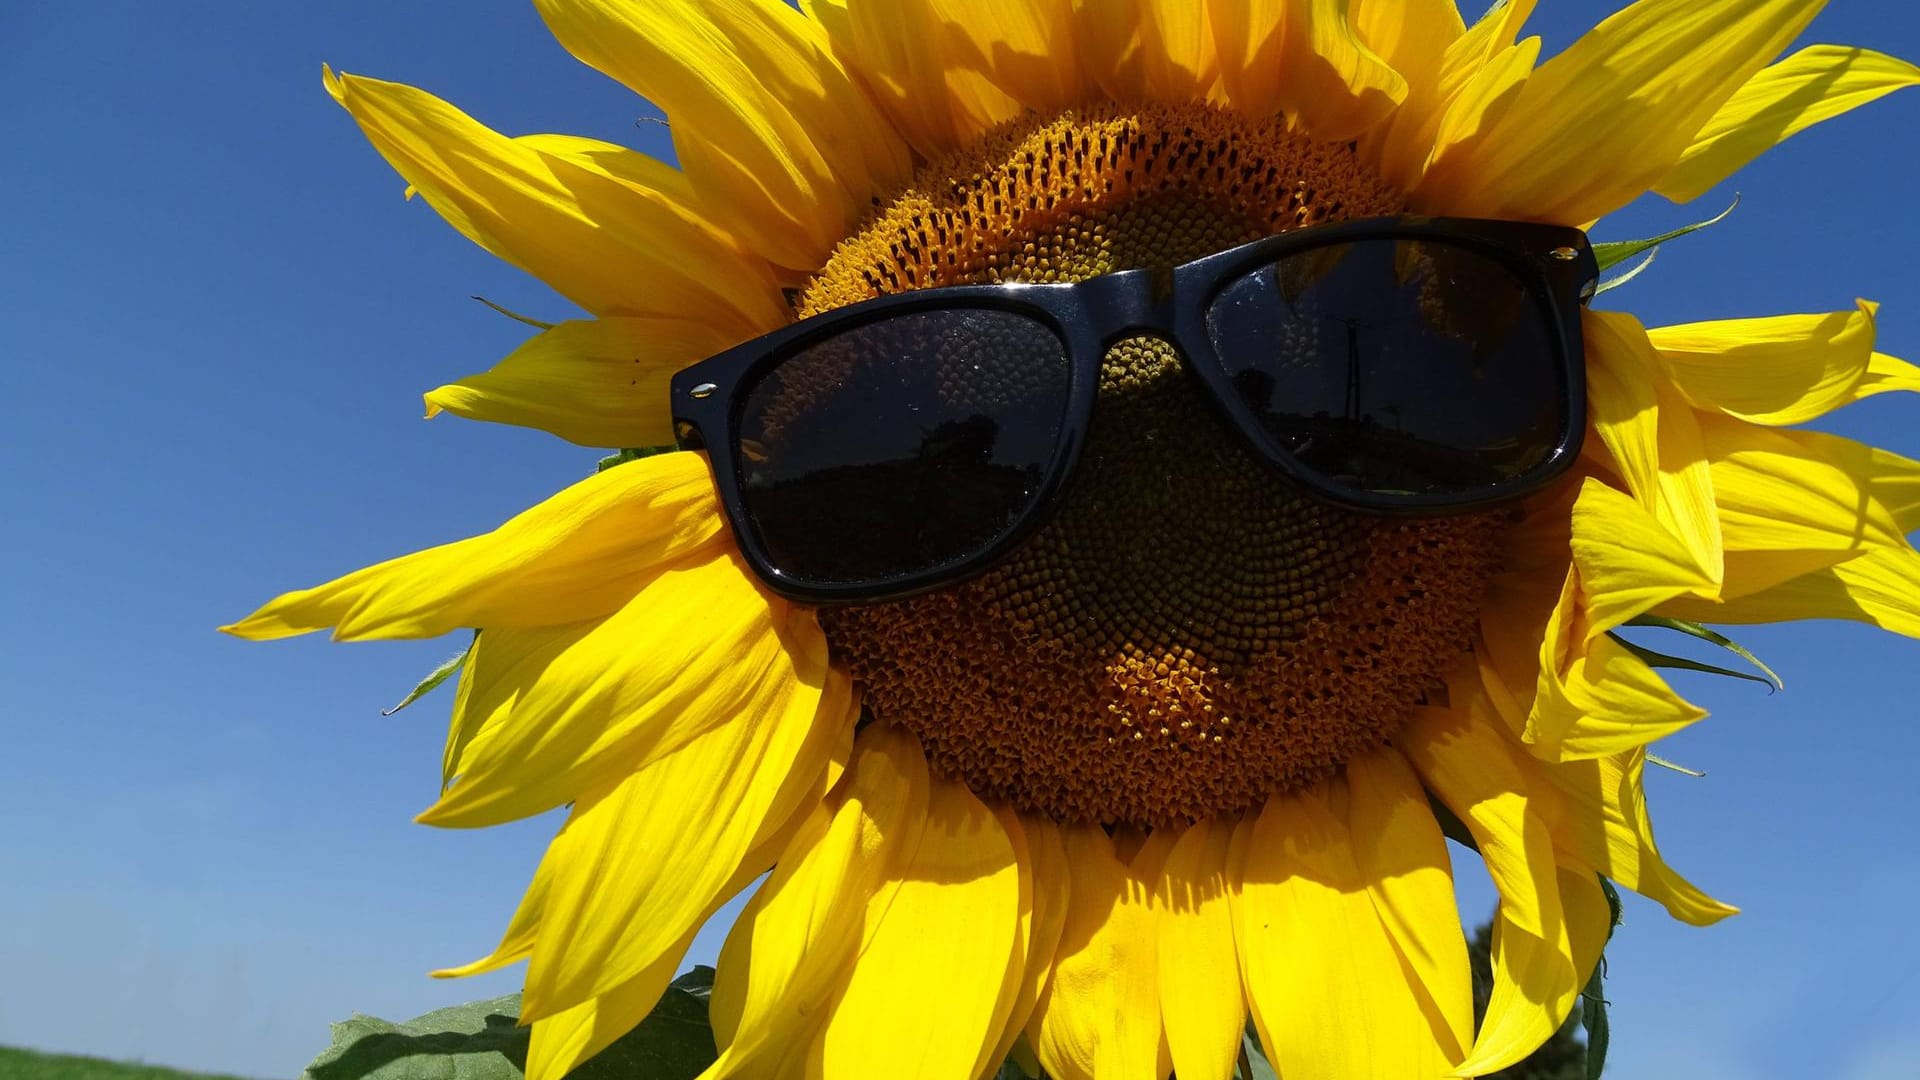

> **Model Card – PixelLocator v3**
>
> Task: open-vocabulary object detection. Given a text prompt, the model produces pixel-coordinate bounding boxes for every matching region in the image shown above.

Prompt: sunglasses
[671,216,1598,604]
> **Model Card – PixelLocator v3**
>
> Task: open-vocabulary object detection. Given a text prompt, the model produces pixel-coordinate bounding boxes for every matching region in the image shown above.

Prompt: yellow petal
[422,555,831,827]
[799,0,849,38]
[971,807,1040,1079]
[1439,670,1731,927]
[532,0,911,272]
[1583,310,1724,590]
[441,654,848,986]
[1415,0,1823,224]
[1027,824,1162,1080]
[1659,541,1920,638]
[921,0,1091,117]
[1533,749,1737,926]
[816,776,1025,1078]
[1702,418,1911,599]
[515,657,846,1020]
[704,724,931,1079]
[1081,0,1221,105]
[425,318,740,448]
[322,69,785,329]
[831,0,1025,157]
[437,633,493,792]
[1867,445,1920,532]
[1471,488,1576,736]
[524,923,700,1080]
[1434,0,1536,100]
[1463,864,1608,1078]
[222,452,726,642]
[1547,638,1708,759]
[1531,571,1708,759]
[1231,783,1460,1078]
[1569,478,1721,640]
[1208,0,1409,139]
[432,848,555,978]
[1656,44,1920,202]
[1647,301,1881,425]
[1344,749,1474,1063]
[1154,819,1243,1080]
[1399,704,1588,1075]
[1840,350,1920,404]
[526,728,851,1080]
[1422,33,1540,175]
[711,733,1023,1080]
[1352,0,1465,93]
[983,816,1074,1073]
[1399,705,1552,943]
[1398,0,1540,194]
[1350,0,1469,188]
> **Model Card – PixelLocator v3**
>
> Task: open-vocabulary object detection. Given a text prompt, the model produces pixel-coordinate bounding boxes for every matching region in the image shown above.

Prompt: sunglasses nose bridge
[1079,268,1176,347]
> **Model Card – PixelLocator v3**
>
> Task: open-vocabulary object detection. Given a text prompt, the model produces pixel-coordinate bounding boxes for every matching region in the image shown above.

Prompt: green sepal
[383,635,475,717]
[1473,0,1521,27]
[596,446,678,473]
[301,968,717,1080]
[471,296,555,330]
[1238,1018,1279,1080]
[1429,795,1480,852]
[1622,615,1783,691]
[1593,247,1656,297]
[1590,195,1739,273]
[1581,877,1625,1079]
[1646,753,1706,778]
[1608,632,1777,691]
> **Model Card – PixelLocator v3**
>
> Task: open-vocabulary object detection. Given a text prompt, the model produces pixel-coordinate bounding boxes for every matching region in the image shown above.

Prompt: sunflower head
[233,3,1920,1079]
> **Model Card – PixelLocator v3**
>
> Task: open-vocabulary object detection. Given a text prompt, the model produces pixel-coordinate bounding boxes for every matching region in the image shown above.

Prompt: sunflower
[228,1,1920,1077]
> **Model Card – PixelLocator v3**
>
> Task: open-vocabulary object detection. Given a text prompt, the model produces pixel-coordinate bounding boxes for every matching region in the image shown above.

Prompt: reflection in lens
[1205,237,1563,498]
[737,307,1072,587]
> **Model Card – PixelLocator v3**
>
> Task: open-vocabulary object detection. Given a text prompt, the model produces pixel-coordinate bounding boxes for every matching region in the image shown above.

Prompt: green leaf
[1238,1019,1279,1080]
[471,296,554,330]
[596,446,678,473]
[1581,877,1625,1080]
[1622,615,1783,691]
[1590,195,1739,273]
[570,967,716,1080]
[1608,633,1777,691]
[383,636,475,717]
[302,968,717,1080]
[302,994,527,1080]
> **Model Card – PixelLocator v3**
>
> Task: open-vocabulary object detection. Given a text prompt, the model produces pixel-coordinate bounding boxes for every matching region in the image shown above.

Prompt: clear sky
[3,3,1918,1078]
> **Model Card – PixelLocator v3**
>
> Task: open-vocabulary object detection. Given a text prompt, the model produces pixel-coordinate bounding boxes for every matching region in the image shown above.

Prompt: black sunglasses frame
[672,216,1598,605]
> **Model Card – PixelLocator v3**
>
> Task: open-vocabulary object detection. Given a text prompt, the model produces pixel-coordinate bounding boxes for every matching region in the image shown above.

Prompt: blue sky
[3,2,1919,1077]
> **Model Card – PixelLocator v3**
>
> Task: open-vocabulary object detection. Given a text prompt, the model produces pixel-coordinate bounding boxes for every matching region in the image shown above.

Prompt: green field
[0,1047,256,1080]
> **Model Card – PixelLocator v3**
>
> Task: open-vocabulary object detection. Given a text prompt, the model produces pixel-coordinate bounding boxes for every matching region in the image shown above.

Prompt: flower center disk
[805,105,1507,827]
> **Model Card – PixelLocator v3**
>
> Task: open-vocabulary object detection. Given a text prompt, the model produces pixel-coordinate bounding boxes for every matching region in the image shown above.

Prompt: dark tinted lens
[736,307,1072,587]
[1205,237,1566,498]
